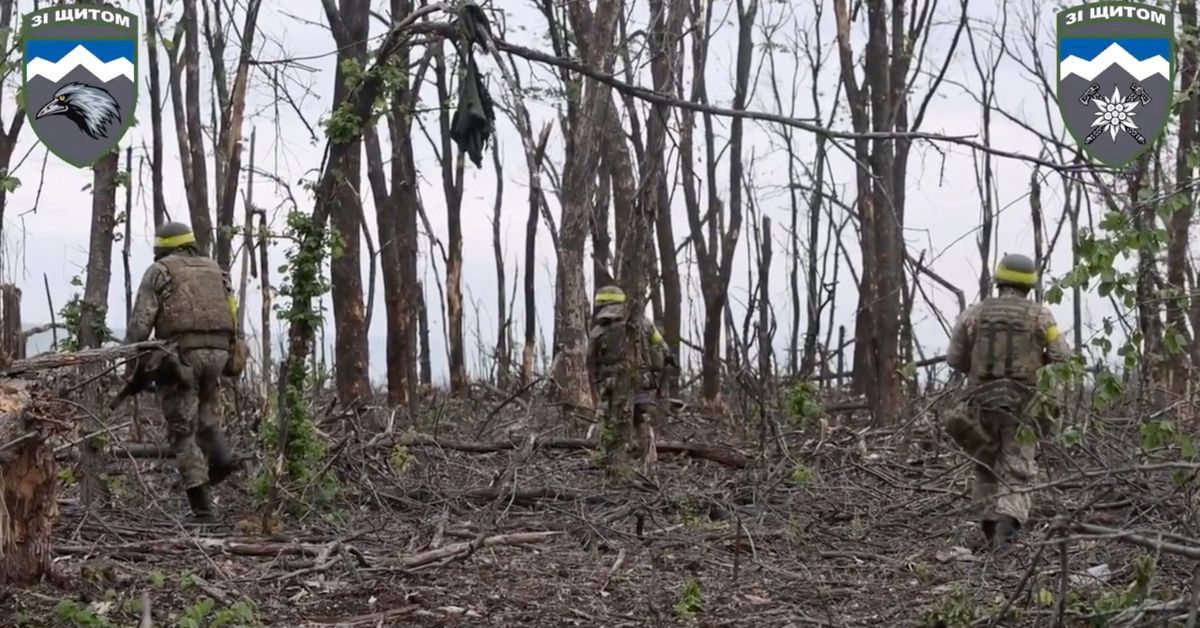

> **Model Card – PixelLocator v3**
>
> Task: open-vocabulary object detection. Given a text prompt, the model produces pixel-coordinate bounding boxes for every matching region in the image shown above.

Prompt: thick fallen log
[398,433,750,469]
[2,340,166,376]
[0,379,56,585]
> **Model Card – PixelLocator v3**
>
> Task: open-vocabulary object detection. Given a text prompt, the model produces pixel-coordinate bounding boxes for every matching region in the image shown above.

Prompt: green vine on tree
[252,210,340,511]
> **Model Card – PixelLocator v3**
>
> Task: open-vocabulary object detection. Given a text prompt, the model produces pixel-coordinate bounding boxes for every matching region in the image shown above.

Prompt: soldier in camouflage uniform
[125,222,240,523]
[586,284,676,468]
[945,253,1072,549]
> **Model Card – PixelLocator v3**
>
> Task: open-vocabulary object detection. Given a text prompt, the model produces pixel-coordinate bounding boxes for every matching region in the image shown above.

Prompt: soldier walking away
[123,221,243,524]
[944,253,1072,551]
[586,284,677,472]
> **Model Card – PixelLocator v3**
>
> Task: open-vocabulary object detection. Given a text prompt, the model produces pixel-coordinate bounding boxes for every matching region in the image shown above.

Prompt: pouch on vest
[969,298,1041,384]
[224,336,249,377]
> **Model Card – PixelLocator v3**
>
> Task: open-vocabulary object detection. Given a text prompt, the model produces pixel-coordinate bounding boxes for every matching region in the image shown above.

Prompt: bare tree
[681,0,755,405]
[319,0,371,406]
[212,0,264,271]
[144,0,168,225]
[0,0,26,243]
[1169,0,1198,385]
[492,144,511,386]
[433,40,468,394]
[180,0,212,253]
[551,0,622,411]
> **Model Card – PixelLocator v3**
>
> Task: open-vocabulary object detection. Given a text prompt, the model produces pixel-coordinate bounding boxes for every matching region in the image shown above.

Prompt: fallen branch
[3,341,166,376]
[394,485,601,505]
[392,531,562,570]
[397,433,749,468]
[1070,523,1200,560]
[55,536,335,558]
[21,323,65,340]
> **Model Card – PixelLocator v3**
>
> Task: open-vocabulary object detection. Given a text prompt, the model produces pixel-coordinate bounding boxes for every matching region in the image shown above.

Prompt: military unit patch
[22,5,138,168]
[1057,2,1174,167]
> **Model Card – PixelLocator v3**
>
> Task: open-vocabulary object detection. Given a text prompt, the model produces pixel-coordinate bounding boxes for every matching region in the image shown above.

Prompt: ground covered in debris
[3,383,1198,627]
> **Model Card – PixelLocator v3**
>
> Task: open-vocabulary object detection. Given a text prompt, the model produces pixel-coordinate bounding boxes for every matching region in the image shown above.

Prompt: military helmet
[154,221,196,258]
[594,284,625,306]
[994,253,1037,289]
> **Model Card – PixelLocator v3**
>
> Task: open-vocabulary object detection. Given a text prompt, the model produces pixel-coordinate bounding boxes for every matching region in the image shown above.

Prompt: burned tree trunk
[0,285,20,366]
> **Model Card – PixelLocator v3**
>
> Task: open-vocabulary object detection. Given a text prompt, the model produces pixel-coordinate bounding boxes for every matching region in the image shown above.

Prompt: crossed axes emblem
[1079,82,1151,145]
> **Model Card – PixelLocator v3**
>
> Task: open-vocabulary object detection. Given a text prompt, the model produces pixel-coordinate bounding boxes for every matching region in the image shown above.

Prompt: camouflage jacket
[946,288,1072,384]
[126,249,236,345]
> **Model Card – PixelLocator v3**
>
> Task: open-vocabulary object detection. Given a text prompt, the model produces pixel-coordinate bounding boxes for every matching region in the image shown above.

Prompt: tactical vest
[590,307,664,385]
[969,296,1042,384]
[154,255,235,339]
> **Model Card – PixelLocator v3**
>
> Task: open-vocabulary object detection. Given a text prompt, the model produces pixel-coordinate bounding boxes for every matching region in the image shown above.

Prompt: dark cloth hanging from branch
[449,2,496,168]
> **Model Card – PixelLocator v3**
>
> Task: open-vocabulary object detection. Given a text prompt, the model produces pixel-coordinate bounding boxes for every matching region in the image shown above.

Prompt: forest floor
[3,381,1198,627]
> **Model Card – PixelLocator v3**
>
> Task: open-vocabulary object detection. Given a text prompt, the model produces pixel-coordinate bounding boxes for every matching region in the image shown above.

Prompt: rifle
[109,350,168,409]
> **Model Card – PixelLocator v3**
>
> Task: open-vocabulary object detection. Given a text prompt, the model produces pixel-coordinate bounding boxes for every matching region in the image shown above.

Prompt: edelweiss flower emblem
[1090,85,1140,142]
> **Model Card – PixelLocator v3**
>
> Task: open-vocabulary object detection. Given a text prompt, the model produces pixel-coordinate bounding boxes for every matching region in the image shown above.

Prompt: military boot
[185,485,216,525]
[196,426,238,486]
[992,515,1020,550]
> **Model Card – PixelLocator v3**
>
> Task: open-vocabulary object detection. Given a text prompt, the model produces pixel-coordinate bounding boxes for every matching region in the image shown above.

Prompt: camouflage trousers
[594,377,657,463]
[156,348,229,489]
[945,404,1036,524]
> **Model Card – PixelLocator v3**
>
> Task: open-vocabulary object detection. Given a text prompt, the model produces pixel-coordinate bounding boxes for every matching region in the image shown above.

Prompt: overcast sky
[4,0,1116,384]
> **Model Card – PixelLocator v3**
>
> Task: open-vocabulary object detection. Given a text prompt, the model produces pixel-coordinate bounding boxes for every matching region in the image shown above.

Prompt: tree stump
[0,379,55,585]
[0,284,22,370]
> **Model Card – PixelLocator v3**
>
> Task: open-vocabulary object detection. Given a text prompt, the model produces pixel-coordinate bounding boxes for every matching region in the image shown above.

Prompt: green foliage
[918,586,979,628]
[389,444,415,474]
[261,209,339,511]
[784,379,824,429]
[175,596,261,628]
[674,578,703,619]
[58,466,77,488]
[0,173,21,193]
[145,569,167,589]
[790,463,813,487]
[57,275,114,351]
[323,103,364,144]
[53,599,115,628]
[1067,552,1157,624]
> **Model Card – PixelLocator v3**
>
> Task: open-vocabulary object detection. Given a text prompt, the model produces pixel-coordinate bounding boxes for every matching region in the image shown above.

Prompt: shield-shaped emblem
[21,5,138,168]
[1057,2,1174,167]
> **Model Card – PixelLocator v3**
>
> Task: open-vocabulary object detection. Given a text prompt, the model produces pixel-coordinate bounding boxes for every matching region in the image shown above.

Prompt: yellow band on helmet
[994,266,1036,286]
[595,291,625,304]
[1045,325,1060,343]
[155,232,196,248]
